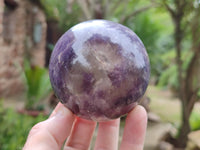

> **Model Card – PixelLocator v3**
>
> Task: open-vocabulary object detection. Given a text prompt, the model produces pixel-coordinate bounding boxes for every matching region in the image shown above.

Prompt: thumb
[23,103,75,150]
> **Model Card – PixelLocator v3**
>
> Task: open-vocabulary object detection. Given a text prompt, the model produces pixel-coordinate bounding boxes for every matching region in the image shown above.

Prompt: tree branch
[76,0,92,19]
[103,0,109,18]
[119,4,156,23]
[188,88,199,114]
[109,0,127,15]
[162,0,176,18]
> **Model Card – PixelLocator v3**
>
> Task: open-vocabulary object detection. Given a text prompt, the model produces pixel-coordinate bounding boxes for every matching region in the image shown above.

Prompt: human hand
[23,102,147,150]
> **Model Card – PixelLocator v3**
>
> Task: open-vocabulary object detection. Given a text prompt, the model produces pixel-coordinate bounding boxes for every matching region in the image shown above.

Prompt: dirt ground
[145,85,200,150]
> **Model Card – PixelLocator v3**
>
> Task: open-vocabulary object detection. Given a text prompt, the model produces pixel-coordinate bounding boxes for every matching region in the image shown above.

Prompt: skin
[23,102,147,150]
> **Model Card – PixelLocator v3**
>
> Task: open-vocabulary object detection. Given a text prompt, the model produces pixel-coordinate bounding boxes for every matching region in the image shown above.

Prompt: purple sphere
[49,20,150,121]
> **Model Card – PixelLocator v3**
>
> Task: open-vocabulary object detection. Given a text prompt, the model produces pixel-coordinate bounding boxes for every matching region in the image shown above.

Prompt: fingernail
[57,106,72,116]
[50,105,73,119]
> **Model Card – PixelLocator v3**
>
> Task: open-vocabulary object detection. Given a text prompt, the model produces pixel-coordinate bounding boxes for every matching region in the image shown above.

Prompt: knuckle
[28,122,44,138]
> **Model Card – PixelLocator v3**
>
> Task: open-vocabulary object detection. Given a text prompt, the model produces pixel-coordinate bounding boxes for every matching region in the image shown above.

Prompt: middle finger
[65,117,96,150]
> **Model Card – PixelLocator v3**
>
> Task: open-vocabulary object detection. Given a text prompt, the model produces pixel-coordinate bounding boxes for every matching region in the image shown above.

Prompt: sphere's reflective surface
[49,20,150,121]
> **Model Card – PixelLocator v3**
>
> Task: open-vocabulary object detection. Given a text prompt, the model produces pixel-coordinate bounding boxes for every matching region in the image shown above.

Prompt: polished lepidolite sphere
[49,20,150,121]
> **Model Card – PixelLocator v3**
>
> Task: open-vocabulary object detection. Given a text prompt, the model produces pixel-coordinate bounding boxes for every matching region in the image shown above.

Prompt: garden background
[0,0,200,149]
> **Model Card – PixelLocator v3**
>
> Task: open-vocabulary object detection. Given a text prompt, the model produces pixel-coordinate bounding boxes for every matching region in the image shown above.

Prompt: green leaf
[24,60,52,110]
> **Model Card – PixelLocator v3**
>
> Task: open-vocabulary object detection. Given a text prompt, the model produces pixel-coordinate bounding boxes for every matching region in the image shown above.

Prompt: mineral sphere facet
[49,20,150,121]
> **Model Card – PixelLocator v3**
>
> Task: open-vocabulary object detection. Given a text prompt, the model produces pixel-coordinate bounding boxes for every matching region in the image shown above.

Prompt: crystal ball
[49,20,150,121]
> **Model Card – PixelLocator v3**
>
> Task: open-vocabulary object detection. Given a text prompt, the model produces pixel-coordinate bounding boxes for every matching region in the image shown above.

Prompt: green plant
[125,10,173,77]
[158,50,193,91]
[24,61,52,110]
[174,109,200,139]
[0,100,48,150]
[190,111,200,131]
[40,0,81,31]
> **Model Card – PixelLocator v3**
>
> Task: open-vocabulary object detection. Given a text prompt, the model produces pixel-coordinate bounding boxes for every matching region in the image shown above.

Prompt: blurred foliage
[47,43,54,51]
[39,0,199,98]
[40,0,173,78]
[24,60,52,110]
[175,109,200,136]
[190,110,200,131]
[127,10,173,77]
[1,0,199,148]
[106,0,152,22]
[158,50,193,91]
[40,0,81,31]
[0,100,48,150]
[173,110,200,138]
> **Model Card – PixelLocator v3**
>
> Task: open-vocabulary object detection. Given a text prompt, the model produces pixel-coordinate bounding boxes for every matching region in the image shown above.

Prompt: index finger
[24,102,75,150]
[120,105,147,150]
